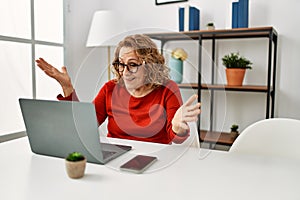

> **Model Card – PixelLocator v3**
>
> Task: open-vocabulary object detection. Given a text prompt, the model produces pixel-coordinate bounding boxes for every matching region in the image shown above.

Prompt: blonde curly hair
[111,34,170,88]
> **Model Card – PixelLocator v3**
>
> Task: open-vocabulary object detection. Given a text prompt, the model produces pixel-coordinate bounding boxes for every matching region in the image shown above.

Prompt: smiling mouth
[124,77,135,81]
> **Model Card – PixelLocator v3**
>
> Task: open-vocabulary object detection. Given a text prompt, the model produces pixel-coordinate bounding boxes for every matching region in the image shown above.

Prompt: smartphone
[120,155,158,174]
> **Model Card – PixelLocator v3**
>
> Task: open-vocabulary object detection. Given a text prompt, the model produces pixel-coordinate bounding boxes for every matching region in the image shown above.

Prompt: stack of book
[232,0,249,28]
[179,5,200,31]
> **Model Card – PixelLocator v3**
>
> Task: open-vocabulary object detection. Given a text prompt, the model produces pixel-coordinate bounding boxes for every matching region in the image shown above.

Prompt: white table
[1,137,300,200]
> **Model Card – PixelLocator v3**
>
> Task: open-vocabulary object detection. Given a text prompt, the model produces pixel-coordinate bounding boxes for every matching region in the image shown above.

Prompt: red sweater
[58,80,189,144]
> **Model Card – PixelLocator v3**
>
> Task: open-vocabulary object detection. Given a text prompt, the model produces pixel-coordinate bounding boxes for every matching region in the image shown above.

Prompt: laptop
[19,98,132,164]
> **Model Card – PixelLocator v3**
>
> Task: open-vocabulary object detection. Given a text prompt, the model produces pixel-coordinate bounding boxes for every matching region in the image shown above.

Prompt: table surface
[1,137,300,200]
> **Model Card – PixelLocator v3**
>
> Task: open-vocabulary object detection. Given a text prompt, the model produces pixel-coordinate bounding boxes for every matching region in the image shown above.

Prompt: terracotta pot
[225,68,246,86]
[65,158,87,179]
[230,131,239,139]
[207,26,215,30]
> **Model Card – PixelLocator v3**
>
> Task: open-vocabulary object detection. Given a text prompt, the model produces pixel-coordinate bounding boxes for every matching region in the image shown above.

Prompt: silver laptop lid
[19,98,106,164]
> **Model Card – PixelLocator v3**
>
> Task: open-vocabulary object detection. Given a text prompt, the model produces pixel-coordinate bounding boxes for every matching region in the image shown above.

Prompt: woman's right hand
[36,58,74,97]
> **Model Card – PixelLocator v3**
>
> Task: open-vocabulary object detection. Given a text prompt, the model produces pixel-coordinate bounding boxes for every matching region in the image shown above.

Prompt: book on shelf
[238,0,248,28]
[179,5,200,31]
[189,6,200,30]
[179,7,184,31]
[231,0,249,28]
[232,2,239,28]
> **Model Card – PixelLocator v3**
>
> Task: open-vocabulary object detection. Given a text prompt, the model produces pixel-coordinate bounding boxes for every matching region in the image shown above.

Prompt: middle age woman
[36,34,201,144]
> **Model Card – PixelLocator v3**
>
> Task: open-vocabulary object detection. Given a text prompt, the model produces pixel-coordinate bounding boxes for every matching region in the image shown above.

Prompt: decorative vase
[65,158,87,179]
[169,56,183,83]
[225,68,246,86]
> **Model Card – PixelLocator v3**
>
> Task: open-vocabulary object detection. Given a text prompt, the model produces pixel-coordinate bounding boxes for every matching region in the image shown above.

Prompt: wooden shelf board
[178,83,271,92]
[146,27,277,41]
[200,130,237,146]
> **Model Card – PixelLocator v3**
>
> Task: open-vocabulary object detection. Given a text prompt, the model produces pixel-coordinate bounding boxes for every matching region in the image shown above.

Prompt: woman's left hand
[172,94,201,136]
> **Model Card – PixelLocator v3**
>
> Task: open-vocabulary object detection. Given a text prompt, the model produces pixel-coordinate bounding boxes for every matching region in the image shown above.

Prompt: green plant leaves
[66,152,85,162]
[222,52,252,69]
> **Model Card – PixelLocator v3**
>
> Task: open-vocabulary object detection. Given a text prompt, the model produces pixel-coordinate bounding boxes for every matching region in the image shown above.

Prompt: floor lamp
[86,10,125,80]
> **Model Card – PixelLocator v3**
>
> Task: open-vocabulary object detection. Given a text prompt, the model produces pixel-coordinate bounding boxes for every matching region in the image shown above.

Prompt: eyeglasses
[113,61,144,73]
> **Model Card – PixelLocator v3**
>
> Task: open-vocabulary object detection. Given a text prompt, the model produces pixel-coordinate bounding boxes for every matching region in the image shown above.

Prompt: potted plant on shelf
[169,48,188,83]
[65,152,87,179]
[230,124,239,139]
[222,52,252,86]
[206,22,215,30]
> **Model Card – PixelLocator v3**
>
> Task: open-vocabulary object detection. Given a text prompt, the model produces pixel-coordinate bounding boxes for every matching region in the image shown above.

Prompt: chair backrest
[229,118,300,160]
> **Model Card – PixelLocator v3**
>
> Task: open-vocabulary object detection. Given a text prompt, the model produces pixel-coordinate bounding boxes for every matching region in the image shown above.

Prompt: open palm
[172,94,201,135]
[36,57,74,96]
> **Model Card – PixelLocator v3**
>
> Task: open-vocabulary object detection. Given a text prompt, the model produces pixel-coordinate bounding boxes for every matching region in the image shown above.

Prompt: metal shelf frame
[146,27,278,144]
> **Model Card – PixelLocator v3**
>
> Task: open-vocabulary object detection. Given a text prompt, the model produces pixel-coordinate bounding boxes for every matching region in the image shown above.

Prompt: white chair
[229,118,300,160]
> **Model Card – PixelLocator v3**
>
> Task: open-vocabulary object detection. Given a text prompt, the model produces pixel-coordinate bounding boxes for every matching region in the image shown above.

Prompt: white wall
[65,0,300,132]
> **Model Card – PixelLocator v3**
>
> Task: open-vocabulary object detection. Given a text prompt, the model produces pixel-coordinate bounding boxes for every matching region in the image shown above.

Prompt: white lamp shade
[86,10,126,47]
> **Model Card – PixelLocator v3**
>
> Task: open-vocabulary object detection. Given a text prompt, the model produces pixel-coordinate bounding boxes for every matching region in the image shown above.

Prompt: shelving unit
[146,27,278,148]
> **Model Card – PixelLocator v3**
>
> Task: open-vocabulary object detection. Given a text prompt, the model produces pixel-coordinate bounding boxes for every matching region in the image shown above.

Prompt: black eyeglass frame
[112,61,145,73]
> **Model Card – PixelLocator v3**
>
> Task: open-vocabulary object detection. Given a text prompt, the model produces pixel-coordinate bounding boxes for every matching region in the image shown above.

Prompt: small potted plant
[65,152,87,179]
[206,22,215,30]
[222,52,252,86]
[230,124,239,139]
[169,48,188,83]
